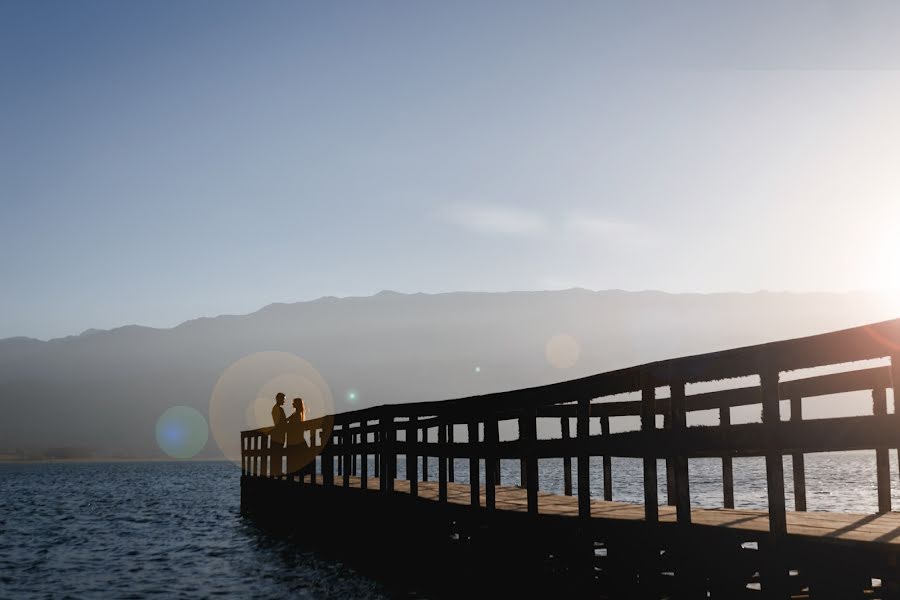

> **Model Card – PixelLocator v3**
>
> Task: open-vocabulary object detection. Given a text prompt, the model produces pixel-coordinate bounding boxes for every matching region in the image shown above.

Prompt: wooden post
[264,434,271,478]
[663,413,676,506]
[761,365,787,536]
[640,374,661,598]
[322,431,334,487]
[387,418,396,491]
[485,417,498,510]
[408,416,418,497]
[873,387,891,513]
[379,418,390,492]
[519,407,538,515]
[246,436,252,476]
[421,427,428,482]
[600,414,612,501]
[761,363,788,597]
[577,397,591,518]
[561,416,573,497]
[342,427,351,488]
[374,430,380,478]
[352,431,358,476]
[641,374,658,525]
[720,406,734,509]
[337,430,343,477]
[448,424,456,483]
[891,355,900,499]
[468,420,480,507]
[789,397,806,511]
[438,419,448,502]
[258,434,264,477]
[360,422,368,490]
[670,379,690,525]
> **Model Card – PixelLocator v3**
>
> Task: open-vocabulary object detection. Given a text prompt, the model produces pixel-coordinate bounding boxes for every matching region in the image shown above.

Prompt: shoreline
[0,456,233,464]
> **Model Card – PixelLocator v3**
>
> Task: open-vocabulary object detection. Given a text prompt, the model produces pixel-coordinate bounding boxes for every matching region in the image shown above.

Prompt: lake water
[2,452,898,598]
[0,461,389,599]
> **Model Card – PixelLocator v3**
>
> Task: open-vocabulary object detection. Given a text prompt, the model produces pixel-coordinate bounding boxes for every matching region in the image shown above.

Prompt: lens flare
[209,351,335,467]
[545,334,581,369]
[346,389,359,405]
[155,406,209,459]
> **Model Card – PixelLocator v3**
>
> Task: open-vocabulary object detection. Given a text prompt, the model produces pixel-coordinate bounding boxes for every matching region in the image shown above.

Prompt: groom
[270,392,287,476]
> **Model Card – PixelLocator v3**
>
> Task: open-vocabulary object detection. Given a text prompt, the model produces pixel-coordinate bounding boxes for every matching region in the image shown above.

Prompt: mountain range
[1,289,897,459]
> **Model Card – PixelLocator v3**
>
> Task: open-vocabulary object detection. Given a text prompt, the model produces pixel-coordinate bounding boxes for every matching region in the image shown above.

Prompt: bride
[285,397,309,476]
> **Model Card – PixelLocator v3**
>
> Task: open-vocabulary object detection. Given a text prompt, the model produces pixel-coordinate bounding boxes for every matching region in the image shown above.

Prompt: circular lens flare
[209,352,334,468]
[156,406,209,459]
[545,334,581,369]
[345,389,360,405]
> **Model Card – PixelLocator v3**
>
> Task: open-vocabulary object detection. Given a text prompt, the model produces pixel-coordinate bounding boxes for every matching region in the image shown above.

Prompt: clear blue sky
[3,0,900,340]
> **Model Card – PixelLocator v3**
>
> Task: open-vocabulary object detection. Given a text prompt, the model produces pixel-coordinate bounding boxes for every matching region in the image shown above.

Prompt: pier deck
[283,475,900,548]
[241,318,900,598]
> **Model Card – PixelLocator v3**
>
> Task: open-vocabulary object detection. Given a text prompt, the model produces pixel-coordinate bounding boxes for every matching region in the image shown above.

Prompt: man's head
[275,392,285,406]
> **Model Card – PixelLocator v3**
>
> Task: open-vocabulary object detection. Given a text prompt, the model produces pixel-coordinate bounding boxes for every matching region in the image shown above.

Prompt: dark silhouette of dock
[240,318,900,599]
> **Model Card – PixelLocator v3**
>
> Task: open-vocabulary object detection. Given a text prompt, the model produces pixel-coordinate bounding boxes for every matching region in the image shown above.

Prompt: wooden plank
[468,420,480,507]
[560,416,572,497]
[719,406,734,508]
[298,474,900,548]
[641,374,658,525]
[535,366,892,420]
[789,397,805,511]
[873,386,891,513]
[577,398,591,517]
[600,414,612,501]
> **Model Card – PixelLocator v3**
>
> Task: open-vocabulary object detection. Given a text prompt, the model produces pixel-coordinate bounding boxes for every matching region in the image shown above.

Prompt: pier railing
[242,318,900,538]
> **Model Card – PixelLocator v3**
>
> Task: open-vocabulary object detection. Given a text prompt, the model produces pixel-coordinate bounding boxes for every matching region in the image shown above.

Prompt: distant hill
[1,289,896,458]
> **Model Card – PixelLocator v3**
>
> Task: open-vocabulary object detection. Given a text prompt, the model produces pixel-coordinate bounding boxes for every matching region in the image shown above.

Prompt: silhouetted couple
[271,392,307,477]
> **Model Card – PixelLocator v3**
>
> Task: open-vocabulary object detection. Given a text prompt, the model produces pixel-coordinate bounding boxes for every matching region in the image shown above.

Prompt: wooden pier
[241,318,900,599]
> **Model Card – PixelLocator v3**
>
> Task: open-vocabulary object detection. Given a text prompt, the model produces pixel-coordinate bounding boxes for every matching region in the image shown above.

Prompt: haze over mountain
[1,289,897,459]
